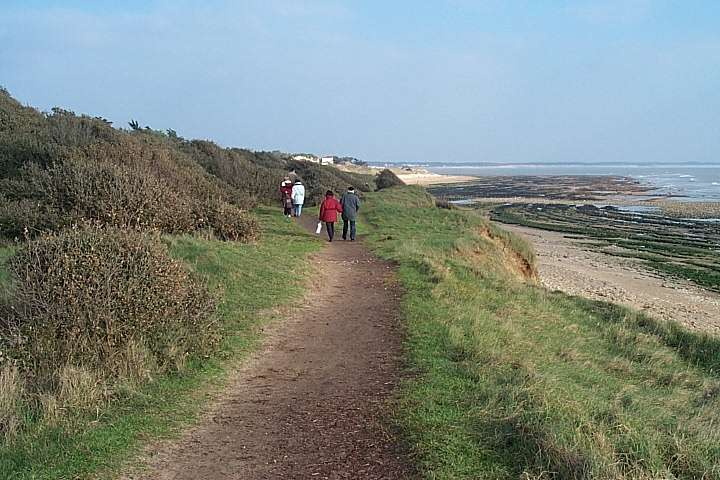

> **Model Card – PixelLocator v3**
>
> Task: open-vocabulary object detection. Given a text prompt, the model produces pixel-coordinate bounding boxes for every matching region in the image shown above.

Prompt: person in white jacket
[291,180,305,217]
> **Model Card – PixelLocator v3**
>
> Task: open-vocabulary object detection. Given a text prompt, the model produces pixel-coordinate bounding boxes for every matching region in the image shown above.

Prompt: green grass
[364,187,720,479]
[0,207,321,480]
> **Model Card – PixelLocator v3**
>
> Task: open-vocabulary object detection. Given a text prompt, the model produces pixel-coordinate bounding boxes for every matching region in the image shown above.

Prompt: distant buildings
[291,154,336,165]
[291,153,366,167]
[291,154,318,163]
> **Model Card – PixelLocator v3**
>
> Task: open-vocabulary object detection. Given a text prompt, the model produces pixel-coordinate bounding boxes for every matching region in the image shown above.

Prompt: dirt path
[504,224,720,334]
[123,219,412,479]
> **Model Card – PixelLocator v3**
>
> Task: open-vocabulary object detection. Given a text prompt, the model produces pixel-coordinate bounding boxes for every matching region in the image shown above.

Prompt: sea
[375,162,720,202]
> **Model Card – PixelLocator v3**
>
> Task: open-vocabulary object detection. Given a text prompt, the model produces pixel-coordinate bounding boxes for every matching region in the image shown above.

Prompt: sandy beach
[394,171,476,185]
[504,224,720,334]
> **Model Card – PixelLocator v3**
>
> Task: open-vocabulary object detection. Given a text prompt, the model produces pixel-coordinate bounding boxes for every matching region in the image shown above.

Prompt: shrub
[0,89,59,177]
[0,227,218,389]
[180,141,280,204]
[194,197,260,242]
[2,158,266,241]
[1,90,261,242]
[376,169,405,190]
[5,160,198,235]
[0,194,64,238]
[434,197,455,210]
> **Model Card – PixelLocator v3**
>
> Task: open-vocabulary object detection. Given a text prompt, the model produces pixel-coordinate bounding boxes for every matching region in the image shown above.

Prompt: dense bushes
[0,88,376,242]
[2,159,193,236]
[0,90,58,178]
[194,197,259,241]
[0,194,62,238]
[376,169,404,190]
[0,90,257,241]
[0,228,218,403]
[179,140,376,206]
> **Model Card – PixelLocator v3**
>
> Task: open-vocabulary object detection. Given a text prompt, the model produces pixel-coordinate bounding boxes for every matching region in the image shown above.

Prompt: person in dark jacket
[319,190,343,242]
[340,186,361,241]
[280,177,293,217]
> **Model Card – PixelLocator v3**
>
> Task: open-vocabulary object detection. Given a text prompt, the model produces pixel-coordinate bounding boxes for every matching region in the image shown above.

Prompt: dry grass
[0,366,24,441]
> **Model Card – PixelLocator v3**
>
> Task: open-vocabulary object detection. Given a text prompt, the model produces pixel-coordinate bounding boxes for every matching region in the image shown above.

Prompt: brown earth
[123,218,413,479]
[504,224,720,334]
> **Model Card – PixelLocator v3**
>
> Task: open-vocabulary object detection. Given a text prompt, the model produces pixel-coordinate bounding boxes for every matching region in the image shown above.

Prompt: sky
[1,0,719,164]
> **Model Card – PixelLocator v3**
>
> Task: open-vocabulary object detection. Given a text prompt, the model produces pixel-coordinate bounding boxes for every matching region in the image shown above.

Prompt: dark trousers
[325,222,335,241]
[342,218,356,240]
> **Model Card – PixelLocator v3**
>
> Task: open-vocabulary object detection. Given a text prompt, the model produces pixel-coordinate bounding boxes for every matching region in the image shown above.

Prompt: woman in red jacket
[318,190,343,242]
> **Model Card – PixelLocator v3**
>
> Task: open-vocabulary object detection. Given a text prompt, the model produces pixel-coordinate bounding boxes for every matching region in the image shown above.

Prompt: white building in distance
[291,154,319,163]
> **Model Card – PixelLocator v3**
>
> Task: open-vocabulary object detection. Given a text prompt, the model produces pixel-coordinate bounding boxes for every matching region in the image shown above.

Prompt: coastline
[417,173,720,336]
[504,223,720,333]
[335,163,477,186]
[394,171,476,185]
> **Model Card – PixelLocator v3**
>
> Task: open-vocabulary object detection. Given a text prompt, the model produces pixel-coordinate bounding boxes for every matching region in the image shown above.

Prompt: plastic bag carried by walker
[315,222,322,234]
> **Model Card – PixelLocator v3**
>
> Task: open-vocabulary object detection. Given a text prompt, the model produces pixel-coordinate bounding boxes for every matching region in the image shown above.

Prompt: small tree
[376,169,404,190]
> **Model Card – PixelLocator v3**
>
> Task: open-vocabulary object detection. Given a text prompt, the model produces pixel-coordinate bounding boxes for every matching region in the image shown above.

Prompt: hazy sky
[1,1,719,164]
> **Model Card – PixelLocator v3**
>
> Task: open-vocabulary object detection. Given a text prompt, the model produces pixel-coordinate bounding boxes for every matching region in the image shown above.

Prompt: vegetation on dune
[376,168,405,190]
[0,89,372,240]
[0,228,220,444]
[0,94,256,240]
[0,208,321,479]
[175,142,375,208]
[0,88,342,477]
[364,186,720,479]
[1,228,217,407]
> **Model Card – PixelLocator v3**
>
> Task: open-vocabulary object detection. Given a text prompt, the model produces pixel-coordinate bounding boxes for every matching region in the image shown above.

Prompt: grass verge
[364,186,720,479]
[0,207,320,480]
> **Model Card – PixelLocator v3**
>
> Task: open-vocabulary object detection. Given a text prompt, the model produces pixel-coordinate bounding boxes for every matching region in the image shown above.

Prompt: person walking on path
[340,186,361,241]
[319,190,343,242]
[291,180,305,217]
[280,177,293,218]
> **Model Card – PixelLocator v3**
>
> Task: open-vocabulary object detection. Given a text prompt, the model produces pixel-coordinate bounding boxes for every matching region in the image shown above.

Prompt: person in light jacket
[291,180,305,217]
[318,190,343,242]
[340,186,360,241]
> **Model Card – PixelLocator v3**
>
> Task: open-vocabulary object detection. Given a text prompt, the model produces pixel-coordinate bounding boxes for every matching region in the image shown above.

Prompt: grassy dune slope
[0,209,320,480]
[364,187,720,479]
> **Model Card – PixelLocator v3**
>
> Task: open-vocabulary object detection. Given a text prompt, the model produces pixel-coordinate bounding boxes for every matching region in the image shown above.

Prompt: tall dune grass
[364,186,720,479]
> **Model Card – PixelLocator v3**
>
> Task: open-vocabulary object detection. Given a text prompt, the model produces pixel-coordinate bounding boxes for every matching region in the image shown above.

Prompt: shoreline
[504,223,720,333]
[418,174,720,332]
[422,174,720,218]
[394,171,476,185]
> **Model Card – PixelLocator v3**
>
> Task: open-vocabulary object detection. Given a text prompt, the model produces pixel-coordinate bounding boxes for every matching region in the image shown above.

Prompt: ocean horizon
[371,162,720,202]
